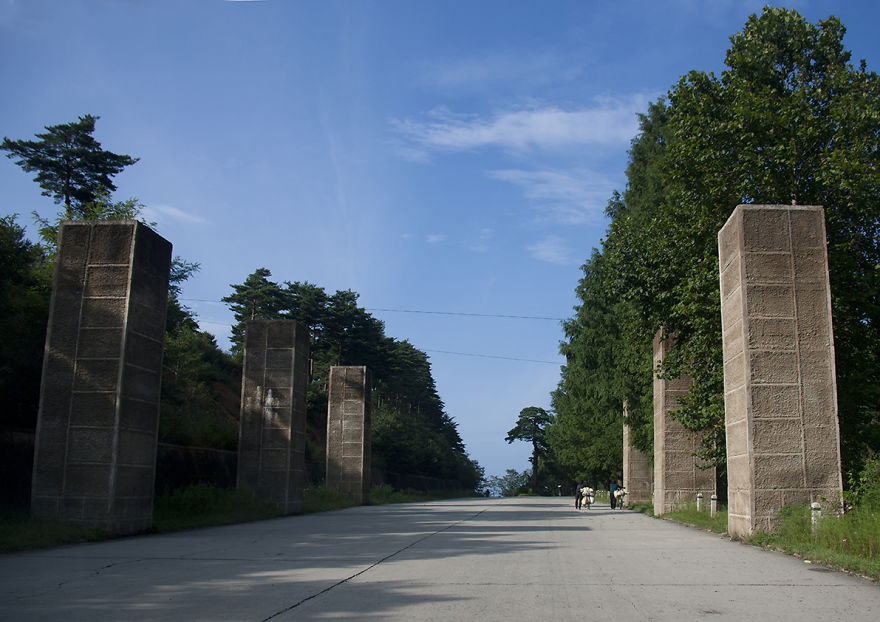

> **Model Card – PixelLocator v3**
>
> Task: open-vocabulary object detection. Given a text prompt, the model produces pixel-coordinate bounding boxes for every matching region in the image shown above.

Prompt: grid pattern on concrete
[326,366,371,505]
[719,204,843,536]
[31,221,171,534]
[237,320,309,515]
[653,332,715,515]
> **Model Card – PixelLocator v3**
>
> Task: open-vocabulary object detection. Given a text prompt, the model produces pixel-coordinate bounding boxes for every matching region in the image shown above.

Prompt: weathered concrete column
[653,332,715,515]
[719,204,842,537]
[326,366,371,504]
[623,402,653,505]
[31,221,171,535]
[237,320,309,514]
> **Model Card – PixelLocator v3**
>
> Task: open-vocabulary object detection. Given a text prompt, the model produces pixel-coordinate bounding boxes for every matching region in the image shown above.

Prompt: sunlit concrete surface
[2,497,878,621]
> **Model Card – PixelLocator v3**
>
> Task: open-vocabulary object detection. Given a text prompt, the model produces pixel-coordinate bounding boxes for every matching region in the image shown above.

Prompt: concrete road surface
[1,497,878,621]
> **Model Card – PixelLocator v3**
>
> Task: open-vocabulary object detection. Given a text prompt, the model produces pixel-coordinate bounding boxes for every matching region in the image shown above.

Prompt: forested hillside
[548,7,880,489]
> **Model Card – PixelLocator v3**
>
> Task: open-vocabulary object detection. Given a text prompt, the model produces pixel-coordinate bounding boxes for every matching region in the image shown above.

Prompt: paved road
[1,497,878,621]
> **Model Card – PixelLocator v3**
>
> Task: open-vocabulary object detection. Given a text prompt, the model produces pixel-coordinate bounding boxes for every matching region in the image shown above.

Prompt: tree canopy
[505,406,553,492]
[546,7,880,488]
[2,115,138,218]
[224,268,483,489]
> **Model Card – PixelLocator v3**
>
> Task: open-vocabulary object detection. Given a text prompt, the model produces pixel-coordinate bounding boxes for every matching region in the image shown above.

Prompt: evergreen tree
[2,115,138,218]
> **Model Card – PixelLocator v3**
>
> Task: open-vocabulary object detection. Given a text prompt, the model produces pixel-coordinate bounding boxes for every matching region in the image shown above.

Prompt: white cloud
[391,94,650,155]
[527,235,578,266]
[489,168,617,225]
[143,203,207,225]
[426,233,447,244]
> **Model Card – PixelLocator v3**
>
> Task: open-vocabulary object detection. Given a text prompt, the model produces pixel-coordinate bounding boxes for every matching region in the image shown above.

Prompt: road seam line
[260,508,488,621]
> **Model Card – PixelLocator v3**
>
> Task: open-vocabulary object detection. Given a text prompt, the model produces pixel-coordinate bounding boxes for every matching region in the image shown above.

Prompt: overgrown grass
[749,502,880,581]
[302,485,359,513]
[0,508,110,554]
[152,484,283,532]
[661,501,729,534]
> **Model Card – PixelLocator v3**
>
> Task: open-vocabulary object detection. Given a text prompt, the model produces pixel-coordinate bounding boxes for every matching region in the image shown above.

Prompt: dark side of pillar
[326,366,372,505]
[31,221,172,535]
[719,205,842,537]
[237,320,309,515]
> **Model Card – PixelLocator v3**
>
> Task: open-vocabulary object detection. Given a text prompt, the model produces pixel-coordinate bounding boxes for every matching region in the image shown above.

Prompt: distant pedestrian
[609,480,619,509]
[575,483,583,509]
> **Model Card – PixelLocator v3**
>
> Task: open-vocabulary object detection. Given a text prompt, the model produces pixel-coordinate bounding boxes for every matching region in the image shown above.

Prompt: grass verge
[747,503,880,582]
[0,508,110,554]
[660,502,729,534]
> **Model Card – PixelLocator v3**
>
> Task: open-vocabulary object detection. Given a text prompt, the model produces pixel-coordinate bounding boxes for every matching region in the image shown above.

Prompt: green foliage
[224,268,483,489]
[750,500,880,580]
[662,502,729,534]
[483,469,531,497]
[548,250,652,487]
[0,508,109,554]
[0,214,51,431]
[152,484,283,532]
[562,7,880,480]
[505,406,553,492]
[1,114,138,218]
[159,327,240,450]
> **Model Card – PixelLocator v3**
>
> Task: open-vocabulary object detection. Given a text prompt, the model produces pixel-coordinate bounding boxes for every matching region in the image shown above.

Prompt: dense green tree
[224,268,482,490]
[0,214,51,430]
[505,406,553,492]
[596,7,880,479]
[483,469,531,497]
[2,115,138,218]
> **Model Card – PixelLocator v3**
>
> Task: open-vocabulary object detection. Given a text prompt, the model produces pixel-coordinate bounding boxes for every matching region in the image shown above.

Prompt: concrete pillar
[719,204,842,537]
[326,366,371,504]
[237,320,309,514]
[623,402,652,505]
[653,332,715,515]
[31,221,171,534]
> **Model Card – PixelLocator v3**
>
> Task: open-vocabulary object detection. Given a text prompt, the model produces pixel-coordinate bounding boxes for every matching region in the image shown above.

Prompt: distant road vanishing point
[2,497,878,621]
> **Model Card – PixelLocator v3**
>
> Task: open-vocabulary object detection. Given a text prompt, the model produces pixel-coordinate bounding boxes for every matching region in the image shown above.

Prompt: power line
[366,308,565,321]
[179,299,566,321]
[425,349,560,365]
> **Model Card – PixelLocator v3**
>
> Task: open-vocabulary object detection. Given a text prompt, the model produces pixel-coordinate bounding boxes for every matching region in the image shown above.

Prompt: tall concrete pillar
[653,332,715,515]
[719,204,842,537]
[237,320,309,514]
[326,366,371,504]
[31,221,171,535]
[623,402,652,506]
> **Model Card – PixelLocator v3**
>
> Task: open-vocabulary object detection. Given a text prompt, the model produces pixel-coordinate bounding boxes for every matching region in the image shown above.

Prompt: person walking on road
[575,483,583,509]
[609,480,619,509]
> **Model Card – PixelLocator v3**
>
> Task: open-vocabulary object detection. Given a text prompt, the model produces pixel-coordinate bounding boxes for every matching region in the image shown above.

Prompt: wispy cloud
[468,227,495,253]
[527,235,578,266]
[420,51,582,91]
[143,204,207,225]
[391,94,649,156]
[426,233,447,244]
[489,168,617,225]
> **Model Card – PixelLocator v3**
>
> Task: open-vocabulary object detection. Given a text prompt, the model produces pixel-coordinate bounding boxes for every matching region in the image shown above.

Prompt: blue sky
[3,0,879,480]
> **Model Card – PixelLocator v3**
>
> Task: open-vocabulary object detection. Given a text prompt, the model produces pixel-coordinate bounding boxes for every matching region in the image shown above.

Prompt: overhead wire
[178,298,564,363]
